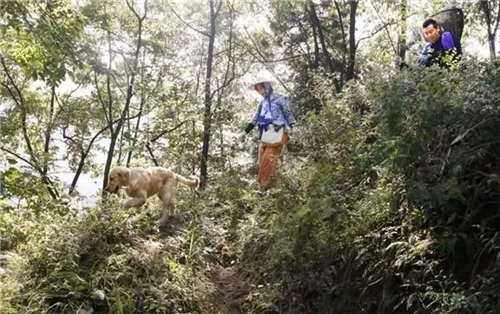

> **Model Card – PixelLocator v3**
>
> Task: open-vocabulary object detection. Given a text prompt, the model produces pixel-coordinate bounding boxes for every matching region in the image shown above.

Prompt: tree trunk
[480,0,497,60]
[116,113,126,164]
[69,152,86,194]
[69,114,139,194]
[0,56,59,199]
[487,18,496,60]
[398,0,407,61]
[42,85,56,176]
[308,0,341,92]
[309,2,320,69]
[199,0,221,189]
[102,0,147,191]
[346,0,358,82]
[126,97,144,167]
[126,51,148,167]
[489,33,496,60]
[102,69,138,191]
[335,0,347,87]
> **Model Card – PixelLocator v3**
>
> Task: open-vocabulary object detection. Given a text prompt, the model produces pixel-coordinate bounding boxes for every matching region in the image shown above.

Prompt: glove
[238,132,247,142]
[394,56,403,68]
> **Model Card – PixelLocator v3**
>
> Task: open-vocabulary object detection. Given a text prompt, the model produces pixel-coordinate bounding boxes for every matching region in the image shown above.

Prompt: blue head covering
[257,82,275,131]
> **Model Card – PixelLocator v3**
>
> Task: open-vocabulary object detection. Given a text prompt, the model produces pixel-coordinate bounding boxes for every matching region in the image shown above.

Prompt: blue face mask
[263,82,273,98]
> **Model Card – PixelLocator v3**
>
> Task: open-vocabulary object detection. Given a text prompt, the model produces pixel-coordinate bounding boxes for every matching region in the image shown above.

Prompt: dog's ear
[118,168,130,182]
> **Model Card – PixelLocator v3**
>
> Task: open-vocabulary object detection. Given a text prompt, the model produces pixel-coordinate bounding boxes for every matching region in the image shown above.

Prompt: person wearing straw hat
[239,73,295,195]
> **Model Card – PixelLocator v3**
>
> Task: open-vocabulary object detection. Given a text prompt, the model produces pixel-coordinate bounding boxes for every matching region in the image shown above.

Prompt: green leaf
[5,167,20,182]
[123,132,132,141]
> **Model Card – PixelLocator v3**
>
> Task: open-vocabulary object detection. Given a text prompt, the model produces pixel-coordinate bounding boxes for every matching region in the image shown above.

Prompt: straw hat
[248,73,278,90]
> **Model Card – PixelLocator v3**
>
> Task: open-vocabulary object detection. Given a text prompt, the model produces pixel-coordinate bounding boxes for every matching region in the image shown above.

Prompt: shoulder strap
[453,33,462,54]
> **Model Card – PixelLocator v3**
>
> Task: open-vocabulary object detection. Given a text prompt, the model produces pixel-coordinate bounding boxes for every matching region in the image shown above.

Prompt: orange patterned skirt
[257,133,288,189]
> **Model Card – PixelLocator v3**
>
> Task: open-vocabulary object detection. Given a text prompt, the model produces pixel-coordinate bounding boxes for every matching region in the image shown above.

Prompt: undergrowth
[2,61,500,314]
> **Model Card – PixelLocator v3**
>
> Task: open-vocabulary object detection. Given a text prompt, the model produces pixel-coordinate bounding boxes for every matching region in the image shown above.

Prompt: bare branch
[125,0,141,20]
[62,126,84,155]
[335,0,347,84]
[145,120,190,166]
[109,71,127,97]
[142,0,148,21]
[356,13,417,50]
[0,146,59,199]
[42,85,56,175]
[1,55,38,167]
[211,69,249,101]
[93,72,112,128]
[215,0,223,17]
[211,0,237,101]
[150,120,190,143]
[61,70,92,104]
[335,1,348,54]
[0,147,38,169]
[369,0,398,55]
[170,7,210,37]
[146,143,159,166]
[0,82,21,107]
[495,1,500,35]
[0,56,24,105]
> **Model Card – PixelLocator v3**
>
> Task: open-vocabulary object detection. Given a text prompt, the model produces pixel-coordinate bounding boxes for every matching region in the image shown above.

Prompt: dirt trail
[158,213,249,314]
[209,265,248,314]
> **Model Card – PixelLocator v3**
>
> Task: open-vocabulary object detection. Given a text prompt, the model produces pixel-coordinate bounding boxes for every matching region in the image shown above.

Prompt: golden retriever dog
[104,166,199,225]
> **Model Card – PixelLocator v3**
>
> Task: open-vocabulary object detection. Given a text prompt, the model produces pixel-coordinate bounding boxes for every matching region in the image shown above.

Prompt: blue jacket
[420,31,462,68]
[244,92,295,134]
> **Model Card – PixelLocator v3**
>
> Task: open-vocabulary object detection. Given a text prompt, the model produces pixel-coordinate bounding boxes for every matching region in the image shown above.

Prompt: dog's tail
[175,174,200,188]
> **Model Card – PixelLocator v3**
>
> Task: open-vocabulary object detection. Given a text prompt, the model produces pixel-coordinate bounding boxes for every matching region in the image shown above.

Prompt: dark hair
[422,18,438,29]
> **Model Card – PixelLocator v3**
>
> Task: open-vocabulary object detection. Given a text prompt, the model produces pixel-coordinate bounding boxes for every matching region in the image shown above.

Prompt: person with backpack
[239,74,295,195]
[419,18,462,68]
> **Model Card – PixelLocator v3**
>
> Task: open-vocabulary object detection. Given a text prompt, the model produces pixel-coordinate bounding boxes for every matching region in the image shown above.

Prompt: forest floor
[209,265,248,314]
[157,206,251,314]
